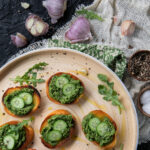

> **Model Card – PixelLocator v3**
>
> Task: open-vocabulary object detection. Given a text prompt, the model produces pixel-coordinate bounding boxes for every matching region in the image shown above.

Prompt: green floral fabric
[48,39,127,79]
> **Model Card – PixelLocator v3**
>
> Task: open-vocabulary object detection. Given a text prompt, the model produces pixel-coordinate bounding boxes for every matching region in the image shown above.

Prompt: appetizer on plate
[2,86,40,117]
[82,110,117,149]
[40,109,76,148]
[0,120,34,150]
[46,72,84,104]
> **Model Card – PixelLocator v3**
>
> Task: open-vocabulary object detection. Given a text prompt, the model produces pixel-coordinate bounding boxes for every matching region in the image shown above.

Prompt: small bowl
[138,85,150,117]
[128,50,150,81]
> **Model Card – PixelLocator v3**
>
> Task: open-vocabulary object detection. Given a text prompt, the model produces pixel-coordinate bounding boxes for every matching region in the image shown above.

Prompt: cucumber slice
[10,97,25,109]
[89,117,101,131]
[10,132,19,141]
[55,76,69,88]
[96,122,109,136]
[63,84,75,95]
[19,92,33,105]
[53,120,67,132]
[47,130,62,142]
[3,135,15,150]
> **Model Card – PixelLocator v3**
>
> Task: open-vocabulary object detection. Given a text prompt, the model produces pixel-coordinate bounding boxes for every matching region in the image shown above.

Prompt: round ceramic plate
[0,48,138,150]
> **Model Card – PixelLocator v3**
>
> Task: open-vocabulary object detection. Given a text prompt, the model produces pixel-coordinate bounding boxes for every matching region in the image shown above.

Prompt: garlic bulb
[25,14,49,37]
[121,20,135,36]
[42,0,67,24]
[65,16,92,43]
[141,90,150,105]
[11,33,27,48]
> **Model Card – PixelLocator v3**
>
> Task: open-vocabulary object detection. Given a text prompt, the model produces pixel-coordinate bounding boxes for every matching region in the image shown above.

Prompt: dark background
[0,0,148,149]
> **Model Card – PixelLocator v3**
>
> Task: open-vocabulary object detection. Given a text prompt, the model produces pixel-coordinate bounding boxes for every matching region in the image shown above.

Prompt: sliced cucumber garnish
[63,83,75,95]
[19,92,33,105]
[89,117,101,131]
[55,76,69,88]
[47,130,62,142]
[10,132,19,141]
[96,122,109,136]
[53,120,67,132]
[10,97,25,109]
[3,135,15,150]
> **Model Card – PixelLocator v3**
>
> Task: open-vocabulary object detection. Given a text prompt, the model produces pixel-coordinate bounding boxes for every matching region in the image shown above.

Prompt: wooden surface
[0,48,138,150]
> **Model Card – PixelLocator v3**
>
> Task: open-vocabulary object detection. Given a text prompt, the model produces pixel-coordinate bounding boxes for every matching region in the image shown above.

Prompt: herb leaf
[76,9,104,21]
[10,62,48,87]
[15,118,33,131]
[98,74,124,113]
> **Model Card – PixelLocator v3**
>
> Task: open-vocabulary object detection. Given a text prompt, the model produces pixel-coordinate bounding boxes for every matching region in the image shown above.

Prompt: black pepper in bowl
[128,50,150,81]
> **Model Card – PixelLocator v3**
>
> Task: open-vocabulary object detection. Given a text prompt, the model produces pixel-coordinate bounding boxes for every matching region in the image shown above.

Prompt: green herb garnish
[76,9,104,21]
[16,118,32,130]
[97,74,124,113]
[120,143,124,150]
[10,62,48,87]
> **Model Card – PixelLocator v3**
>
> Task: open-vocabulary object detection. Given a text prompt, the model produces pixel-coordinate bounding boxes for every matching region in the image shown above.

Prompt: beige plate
[0,48,138,150]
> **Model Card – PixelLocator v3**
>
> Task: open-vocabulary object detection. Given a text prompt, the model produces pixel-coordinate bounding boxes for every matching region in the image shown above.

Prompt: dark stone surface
[0,0,93,67]
[0,0,149,149]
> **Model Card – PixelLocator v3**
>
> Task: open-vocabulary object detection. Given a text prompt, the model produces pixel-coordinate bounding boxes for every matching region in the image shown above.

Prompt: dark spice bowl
[137,85,150,117]
[128,50,150,81]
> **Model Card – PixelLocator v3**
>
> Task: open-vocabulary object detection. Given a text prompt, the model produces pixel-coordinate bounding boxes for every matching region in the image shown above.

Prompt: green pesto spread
[41,114,75,146]
[49,74,84,104]
[0,123,26,150]
[4,88,34,116]
[82,113,116,146]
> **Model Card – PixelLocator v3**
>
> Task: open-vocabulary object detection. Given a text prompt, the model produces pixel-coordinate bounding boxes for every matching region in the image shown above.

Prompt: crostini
[2,85,40,117]
[82,110,117,149]
[46,72,84,104]
[0,120,34,150]
[40,109,76,148]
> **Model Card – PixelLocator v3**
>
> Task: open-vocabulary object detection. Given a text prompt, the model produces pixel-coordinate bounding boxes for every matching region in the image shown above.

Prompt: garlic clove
[141,90,150,105]
[65,16,93,43]
[113,16,121,26]
[121,20,135,36]
[25,14,49,36]
[21,2,30,9]
[11,33,28,48]
[42,0,67,24]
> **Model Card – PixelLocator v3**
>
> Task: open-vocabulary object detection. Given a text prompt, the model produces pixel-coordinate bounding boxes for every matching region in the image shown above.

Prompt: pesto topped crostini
[40,109,76,148]
[82,110,117,149]
[2,86,40,117]
[0,120,34,150]
[46,72,84,104]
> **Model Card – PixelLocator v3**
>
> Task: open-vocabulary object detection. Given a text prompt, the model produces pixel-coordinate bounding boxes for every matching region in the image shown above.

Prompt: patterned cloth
[49,39,127,79]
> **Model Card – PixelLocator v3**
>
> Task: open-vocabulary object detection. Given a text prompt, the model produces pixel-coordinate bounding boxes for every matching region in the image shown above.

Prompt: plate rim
[0,47,139,149]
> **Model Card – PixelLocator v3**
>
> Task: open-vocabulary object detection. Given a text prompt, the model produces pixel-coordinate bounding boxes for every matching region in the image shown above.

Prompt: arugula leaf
[98,74,124,113]
[15,118,33,131]
[76,9,104,21]
[10,62,48,87]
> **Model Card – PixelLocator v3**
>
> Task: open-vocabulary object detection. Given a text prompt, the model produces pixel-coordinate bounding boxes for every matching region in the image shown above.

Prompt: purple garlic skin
[25,14,49,37]
[11,33,27,48]
[65,16,92,43]
[42,0,67,24]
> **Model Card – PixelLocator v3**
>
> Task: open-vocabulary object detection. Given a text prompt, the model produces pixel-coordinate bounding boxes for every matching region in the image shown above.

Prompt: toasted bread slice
[2,85,41,117]
[0,121,34,150]
[40,109,76,148]
[46,72,84,105]
[83,110,117,150]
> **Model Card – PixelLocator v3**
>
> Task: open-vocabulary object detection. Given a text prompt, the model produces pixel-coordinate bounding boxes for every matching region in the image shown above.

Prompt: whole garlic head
[65,16,92,43]
[42,0,67,24]
[121,20,135,36]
